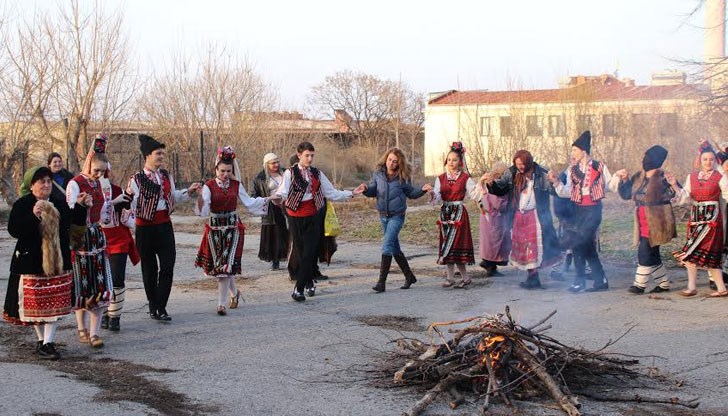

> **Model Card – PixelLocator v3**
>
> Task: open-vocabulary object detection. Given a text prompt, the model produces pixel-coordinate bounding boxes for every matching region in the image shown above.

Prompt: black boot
[109,317,120,332]
[101,314,110,329]
[519,271,542,289]
[272,260,280,270]
[394,253,417,289]
[586,271,609,292]
[373,255,392,293]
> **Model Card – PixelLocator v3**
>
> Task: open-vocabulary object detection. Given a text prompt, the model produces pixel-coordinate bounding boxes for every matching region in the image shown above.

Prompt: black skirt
[258,205,289,262]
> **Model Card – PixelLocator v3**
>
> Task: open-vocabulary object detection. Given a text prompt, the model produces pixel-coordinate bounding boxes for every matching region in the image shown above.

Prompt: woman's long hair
[376,147,412,182]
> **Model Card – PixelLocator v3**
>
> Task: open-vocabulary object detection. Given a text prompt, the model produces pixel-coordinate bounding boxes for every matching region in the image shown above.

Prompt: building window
[603,114,618,137]
[548,115,566,137]
[526,116,543,137]
[577,115,594,134]
[632,114,654,137]
[480,117,493,136]
[500,116,513,137]
[658,113,677,136]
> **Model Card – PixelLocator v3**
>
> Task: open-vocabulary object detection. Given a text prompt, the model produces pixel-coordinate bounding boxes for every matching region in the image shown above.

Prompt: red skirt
[437,203,474,265]
[195,215,245,276]
[6,271,74,325]
[674,202,723,269]
[510,209,543,270]
[102,225,140,265]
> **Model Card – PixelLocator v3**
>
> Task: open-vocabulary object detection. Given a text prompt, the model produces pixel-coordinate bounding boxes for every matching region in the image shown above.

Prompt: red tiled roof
[428,83,707,106]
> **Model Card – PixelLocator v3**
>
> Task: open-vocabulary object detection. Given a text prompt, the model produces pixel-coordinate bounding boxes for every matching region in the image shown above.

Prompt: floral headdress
[214,146,240,181]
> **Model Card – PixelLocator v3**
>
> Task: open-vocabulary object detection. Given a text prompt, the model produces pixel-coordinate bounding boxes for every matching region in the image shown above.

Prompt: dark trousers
[136,221,176,312]
[638,237,661,266]
[109,253,128,288]
[288,210,324,293]
[573,204,604,278]
[287,207,325,280]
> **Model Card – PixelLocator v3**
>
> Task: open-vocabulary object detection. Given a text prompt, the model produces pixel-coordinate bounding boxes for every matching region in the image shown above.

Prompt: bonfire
[383,307,698,416]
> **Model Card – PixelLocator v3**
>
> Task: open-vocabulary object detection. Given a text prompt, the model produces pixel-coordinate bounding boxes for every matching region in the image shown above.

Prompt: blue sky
[9,1,712,109]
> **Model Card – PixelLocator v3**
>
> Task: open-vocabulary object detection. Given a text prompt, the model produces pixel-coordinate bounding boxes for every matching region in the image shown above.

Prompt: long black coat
[8,193,72,275]
[487,164,562,263]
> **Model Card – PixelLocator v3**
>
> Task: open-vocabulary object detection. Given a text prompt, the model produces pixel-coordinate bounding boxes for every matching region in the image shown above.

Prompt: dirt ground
[1,213,728,416]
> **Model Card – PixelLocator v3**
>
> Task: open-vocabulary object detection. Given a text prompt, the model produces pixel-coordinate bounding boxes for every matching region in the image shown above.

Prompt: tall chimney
[705,0,726,62]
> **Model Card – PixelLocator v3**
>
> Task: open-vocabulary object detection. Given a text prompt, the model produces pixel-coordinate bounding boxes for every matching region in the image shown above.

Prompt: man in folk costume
[275,141,366,302]
[552,130,613,293]
[610,145,678,294]
[128,134,202,321]
[195,146,272,315]
[484,150,562,289]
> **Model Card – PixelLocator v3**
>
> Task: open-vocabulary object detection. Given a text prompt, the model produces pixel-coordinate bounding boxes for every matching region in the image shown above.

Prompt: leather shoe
[648,286,669,293]
[157,309,172,322]
[109,317,120,332]
[568,279,586,293]
[314,274,329,281]
[627,285,645,294]
[38,343,60,360]
[291,290,305,302]
[585,279,609,292]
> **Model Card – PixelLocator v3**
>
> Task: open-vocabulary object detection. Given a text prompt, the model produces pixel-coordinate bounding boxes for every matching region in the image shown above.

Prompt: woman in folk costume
[195,146,272,315]
[361,147,432,292]
[3,167,75,360]
[672,141,728,297]
[251,153,289,270]
[99,170,140,332]
[478,161,511,277]
[610,145,678,294]
[431,142,481,288]
[66,135,119,348]
[486,150,562,289]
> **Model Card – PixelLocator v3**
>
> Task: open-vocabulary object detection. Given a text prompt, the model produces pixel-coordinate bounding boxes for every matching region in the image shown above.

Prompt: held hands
[614,169,629,181]
[111,192,133,206]
[188,182,202,196]
[480,172,494,186]
[268,194,282,204]
[421,183,433,192]
[546,170,559,185]
[665,172,677,186]
[352,183,367,195]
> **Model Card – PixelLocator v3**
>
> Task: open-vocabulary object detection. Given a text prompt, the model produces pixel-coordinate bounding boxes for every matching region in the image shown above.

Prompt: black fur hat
[572,130,591,154]
[139,134,165,157]
[642,145,668,171]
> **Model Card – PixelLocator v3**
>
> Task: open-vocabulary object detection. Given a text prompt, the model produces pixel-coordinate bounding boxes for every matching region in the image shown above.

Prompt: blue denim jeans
[380,214,405,256]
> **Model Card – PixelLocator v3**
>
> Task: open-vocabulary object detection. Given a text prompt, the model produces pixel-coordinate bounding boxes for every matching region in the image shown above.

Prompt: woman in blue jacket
[361,148,432,292]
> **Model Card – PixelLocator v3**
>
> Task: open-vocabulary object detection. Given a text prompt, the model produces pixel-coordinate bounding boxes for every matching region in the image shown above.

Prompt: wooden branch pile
[386,307,699,416]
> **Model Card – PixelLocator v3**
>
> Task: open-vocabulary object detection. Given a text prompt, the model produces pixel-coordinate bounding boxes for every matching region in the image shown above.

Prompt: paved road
[1,216,727,415]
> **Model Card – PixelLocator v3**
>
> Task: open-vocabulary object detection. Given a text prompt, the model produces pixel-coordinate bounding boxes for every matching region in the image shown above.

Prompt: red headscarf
[512,150,535,205]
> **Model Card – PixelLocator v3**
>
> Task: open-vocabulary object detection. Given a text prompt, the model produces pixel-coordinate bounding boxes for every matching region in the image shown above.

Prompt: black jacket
[9,193,72,275]
[487,164,561,261]
[251,169,286,226]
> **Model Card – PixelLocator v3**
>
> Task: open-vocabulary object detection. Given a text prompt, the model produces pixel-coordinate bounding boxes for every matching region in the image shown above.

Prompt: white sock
[218,276,230,307]
[33,325,44,341]
[43,322,58,344]
[89,309,103,338]
[75,309,88,330]
[651,264,669,288]
[633,265,651,288]
[108,287,126,318]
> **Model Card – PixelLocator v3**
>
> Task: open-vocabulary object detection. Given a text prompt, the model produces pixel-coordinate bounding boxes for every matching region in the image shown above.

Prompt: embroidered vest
[207,179,240,213]
[689,170,722,203]
[438,172,469,202]
[73,174,108,224]
[284,165,324,212]
[570,160,605,204]
[133,169,174,221]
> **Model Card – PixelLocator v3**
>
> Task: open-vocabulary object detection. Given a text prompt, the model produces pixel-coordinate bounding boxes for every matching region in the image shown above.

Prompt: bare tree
[139,43,280,184]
